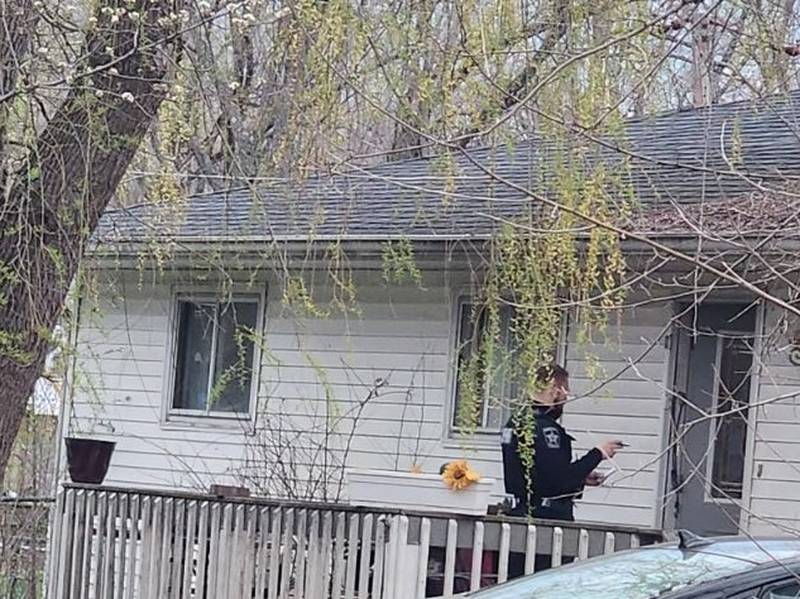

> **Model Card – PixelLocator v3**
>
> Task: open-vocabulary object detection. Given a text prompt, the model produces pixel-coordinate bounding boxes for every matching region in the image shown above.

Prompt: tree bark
[0,0,184,486]
[691,8,717,107]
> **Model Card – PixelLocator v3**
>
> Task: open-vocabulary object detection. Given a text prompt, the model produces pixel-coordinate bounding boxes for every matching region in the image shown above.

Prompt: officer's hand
[597,440,624,459]
[585,471,605,487]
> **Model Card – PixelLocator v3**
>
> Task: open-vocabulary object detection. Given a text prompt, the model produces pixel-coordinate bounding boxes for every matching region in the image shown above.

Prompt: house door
[669,303,756,536]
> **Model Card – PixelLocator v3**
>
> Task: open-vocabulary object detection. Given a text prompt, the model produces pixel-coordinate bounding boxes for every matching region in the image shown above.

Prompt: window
[709,336,753,499]
[170,297,261,417]
[762,582,800,598]
[452,301,521,431]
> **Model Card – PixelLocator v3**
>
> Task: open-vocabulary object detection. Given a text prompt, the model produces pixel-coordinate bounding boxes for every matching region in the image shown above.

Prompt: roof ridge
[105,88,800,212]
[326,88,800,175]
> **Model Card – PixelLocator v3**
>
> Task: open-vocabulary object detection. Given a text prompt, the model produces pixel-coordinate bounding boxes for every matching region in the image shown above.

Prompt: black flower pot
[65,437,116,484]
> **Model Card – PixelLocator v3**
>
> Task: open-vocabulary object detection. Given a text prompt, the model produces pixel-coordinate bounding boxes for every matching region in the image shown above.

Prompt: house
[61,90,800,540]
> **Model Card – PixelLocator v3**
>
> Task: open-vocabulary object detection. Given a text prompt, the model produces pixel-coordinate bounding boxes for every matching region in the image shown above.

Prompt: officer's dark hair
[534,364,569,388]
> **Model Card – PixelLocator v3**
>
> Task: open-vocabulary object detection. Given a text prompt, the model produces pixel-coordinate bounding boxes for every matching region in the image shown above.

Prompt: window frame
[756,577,800,598]
[162,286,266,429]
[446,293,567,438]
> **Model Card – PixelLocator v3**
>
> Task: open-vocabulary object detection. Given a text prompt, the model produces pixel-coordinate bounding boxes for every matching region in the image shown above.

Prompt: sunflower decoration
[441,459,481,491]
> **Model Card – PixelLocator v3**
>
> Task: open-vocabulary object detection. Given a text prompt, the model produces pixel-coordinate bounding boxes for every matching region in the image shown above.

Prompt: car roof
[659,554,800,598]
[464,536,800,598]
[605,538,800,599]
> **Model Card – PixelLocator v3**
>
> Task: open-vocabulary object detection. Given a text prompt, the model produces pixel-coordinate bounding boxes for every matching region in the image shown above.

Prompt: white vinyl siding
[746,304,800,536]
[561,305,670,527]
[69,272,673,528]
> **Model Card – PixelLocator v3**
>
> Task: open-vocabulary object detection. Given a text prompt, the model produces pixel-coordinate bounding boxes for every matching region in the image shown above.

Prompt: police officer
[501,364,623,521]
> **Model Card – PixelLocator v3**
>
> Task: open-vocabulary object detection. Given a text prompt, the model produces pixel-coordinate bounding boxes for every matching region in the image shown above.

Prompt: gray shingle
[96,91,800,244]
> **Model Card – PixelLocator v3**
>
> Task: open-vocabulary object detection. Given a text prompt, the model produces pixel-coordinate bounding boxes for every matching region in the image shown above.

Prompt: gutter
[83,233,800,269]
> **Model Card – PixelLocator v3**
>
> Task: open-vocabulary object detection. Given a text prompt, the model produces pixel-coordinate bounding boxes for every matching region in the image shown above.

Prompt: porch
[45,484,662,599]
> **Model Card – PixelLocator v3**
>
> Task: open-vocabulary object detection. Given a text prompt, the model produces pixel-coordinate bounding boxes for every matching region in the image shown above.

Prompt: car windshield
[467,540,800,599]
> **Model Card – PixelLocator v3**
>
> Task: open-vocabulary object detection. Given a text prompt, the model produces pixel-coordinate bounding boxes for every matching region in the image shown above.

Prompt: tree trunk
[0,0,184,487]
[691,8,717,107]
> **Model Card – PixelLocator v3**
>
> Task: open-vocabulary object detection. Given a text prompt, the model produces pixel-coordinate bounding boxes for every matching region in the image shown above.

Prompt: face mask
[547,404,564,420]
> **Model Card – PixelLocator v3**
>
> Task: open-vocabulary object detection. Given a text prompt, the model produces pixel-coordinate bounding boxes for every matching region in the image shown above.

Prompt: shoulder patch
[501,428,513,444]
[542,426,561,449]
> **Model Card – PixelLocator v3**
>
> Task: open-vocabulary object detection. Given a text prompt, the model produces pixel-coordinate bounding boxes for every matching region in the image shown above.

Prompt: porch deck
[46,484,663,599]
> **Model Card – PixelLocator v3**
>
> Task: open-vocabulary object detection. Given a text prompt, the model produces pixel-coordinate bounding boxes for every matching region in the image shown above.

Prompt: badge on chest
[542,427,561,449]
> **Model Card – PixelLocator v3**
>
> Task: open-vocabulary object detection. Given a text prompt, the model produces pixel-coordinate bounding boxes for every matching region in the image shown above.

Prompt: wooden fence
[46,485,662,599]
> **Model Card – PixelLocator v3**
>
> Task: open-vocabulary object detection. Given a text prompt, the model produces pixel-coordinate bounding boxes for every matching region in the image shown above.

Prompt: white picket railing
[45,485,661,599]
[383,513,649,597]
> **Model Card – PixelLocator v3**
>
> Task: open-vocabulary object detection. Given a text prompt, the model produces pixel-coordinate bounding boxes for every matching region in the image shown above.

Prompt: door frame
[656,301,685,532]
[702,331,755,506]
[658,299,765,533]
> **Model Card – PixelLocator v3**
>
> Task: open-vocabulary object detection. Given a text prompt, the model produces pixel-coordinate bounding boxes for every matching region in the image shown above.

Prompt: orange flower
[441,459,480,491]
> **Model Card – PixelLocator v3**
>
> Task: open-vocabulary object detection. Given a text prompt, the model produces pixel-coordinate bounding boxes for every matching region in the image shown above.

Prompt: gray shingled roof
[97,91,800,245]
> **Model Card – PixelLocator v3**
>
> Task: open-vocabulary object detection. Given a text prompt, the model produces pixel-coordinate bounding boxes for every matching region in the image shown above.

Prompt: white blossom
[121,92,135,103]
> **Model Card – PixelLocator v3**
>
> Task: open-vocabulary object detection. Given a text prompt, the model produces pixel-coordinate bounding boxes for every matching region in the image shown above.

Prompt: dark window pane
[711,337,753,499]
[453,302,518,429]
[765,583,800,598]
[485,306,517,429]
[173,302,214,410]
[453,303,483,427]
[209,302,258,413]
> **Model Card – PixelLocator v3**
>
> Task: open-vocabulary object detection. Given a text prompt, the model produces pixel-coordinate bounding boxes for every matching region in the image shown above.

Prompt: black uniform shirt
[501,406,602,511]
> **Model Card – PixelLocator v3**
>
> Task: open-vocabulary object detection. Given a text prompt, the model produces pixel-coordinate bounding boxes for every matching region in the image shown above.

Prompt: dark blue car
[464,536,800,598]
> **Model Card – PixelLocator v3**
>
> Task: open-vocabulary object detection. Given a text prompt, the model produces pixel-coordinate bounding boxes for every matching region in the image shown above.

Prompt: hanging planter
[64,437,116,484]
